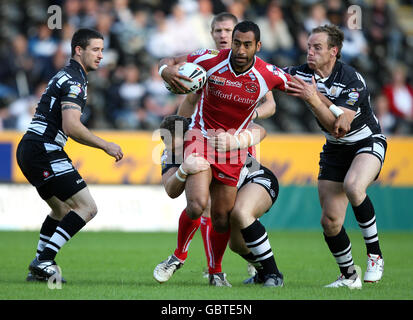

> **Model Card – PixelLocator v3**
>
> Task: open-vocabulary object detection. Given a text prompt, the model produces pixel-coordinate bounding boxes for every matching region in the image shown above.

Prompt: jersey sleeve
[334,76,368,111]
[161,149,180,175]
[186,48,222,71]
[265,64,291,92]
[60,80,86,108]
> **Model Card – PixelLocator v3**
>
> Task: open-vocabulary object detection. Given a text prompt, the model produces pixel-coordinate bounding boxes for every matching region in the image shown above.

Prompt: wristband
[178,165,188,176]
[329,104,344,118]
[158,64,168,77]
[175,170,186,182]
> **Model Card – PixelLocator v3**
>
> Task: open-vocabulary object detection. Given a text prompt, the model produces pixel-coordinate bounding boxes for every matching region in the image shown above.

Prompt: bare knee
[230,207,249,229]
[343,178,366,205]
[320,213,343,237]
[186,198,207,219]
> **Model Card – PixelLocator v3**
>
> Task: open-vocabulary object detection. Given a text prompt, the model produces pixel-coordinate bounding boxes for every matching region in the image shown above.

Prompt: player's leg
[184,169,212,220]
[26,198,70,282]
[229,183,283,287]
[206,181,237,287]
[199,199,214,278]
[153,204,205,283]
[344,152,384,282]
[319,180,361,289]
[31,181,95,279]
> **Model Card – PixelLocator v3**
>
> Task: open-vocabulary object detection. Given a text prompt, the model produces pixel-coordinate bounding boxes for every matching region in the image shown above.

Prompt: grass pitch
[0,230,412,300]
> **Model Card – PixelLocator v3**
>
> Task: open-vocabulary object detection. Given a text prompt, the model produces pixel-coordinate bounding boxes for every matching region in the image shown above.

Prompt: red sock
[200,216,213,271]
[174,209,201,262]
[208,225,230,274]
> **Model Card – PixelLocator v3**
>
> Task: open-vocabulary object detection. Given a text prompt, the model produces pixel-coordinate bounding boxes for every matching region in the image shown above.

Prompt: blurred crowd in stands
[0,0,412,134]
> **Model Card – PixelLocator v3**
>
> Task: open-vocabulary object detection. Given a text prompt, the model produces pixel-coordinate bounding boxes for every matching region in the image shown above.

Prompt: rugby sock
[38,211,86,261]
[324,227,356,278]
[352,195,382,257]
[200,216,214,271]
[173,209,201,262]
[36,215,60,257]
[240,220,281,277]
[208,227,230,274]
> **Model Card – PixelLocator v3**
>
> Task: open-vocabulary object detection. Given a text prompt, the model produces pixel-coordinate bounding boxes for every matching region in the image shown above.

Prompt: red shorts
[184,128,247,187]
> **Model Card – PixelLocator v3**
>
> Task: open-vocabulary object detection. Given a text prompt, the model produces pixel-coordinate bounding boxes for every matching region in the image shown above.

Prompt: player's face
[79,38,104,72]
[211,20,235,50]
[306,32,336,70]
[231,30,261,73]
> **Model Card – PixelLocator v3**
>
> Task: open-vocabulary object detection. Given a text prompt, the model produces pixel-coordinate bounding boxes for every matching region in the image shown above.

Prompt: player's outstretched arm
[159,55,192,94]
[253,91,276,120]
[62,102,123,162]
[177,93,200,118]
[162,153,210,198]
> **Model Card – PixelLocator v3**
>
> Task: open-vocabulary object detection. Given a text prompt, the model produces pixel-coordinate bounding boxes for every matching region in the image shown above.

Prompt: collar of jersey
[313,60,341,85]
[228,50,256,78]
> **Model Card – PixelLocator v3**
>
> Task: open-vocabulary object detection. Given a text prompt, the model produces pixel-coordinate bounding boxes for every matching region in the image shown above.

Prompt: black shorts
[318,135,387,183]
[238,163,279,206]
[16,138,87,201]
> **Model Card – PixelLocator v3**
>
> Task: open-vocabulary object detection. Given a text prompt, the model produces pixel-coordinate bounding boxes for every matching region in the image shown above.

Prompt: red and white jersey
[187,48,290,136]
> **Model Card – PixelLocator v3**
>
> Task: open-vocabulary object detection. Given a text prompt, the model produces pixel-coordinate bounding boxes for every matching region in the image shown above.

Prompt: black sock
[324,227,356,278]
[352,195,382,257]
[39,211,86,261]
[240,220,281,277]
[36,215,60,257]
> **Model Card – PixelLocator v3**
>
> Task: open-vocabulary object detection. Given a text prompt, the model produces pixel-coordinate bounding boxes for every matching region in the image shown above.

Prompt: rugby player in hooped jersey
[159,21,290,244]
[285,25,386,289]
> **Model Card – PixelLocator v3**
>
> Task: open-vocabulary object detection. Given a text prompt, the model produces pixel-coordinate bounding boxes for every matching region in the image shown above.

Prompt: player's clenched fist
[182,153,210,174]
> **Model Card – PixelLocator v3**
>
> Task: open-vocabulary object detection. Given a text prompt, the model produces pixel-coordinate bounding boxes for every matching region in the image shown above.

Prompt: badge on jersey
[68,84,82,98]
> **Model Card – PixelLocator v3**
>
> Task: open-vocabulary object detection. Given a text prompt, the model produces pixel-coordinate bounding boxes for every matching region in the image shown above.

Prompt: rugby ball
[164,62,207,94]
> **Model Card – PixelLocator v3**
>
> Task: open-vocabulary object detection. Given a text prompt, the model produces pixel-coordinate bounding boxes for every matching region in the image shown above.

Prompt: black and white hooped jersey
[24,59,88,148]
[284,61,384,145]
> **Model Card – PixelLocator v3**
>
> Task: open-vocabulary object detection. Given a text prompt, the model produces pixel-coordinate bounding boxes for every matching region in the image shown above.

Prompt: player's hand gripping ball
[165,63,207,94]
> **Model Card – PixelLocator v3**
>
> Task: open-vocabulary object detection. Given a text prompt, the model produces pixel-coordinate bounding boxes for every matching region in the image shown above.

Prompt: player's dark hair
[232,21,260,42]
[159,115,190,141]
[71,28,104,57]
[311,24,344,59]
[211,12,238,31]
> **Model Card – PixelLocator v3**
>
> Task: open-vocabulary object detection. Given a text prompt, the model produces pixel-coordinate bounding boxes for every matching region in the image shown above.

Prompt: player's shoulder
[335,61,366,87]
[188,48,226,64]
[283,63,313,77]
[255,57,288,78]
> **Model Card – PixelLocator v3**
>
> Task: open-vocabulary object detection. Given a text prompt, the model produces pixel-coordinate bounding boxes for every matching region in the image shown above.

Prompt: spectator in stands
[341,11,369,67]
[146,11,178,59]
[142,64,184,130]
[303,2,330,33]
[5,82,47,132]
[364,0,404,64]
[106,64,147,129]
[382,64,413,134]
[373,94,397,135]
[256,1,296,66]
[188,0,215,49]
[0,34,34,98]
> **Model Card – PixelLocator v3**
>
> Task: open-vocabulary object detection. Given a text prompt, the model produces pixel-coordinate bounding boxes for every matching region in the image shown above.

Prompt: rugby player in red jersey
[158,21,290,277]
